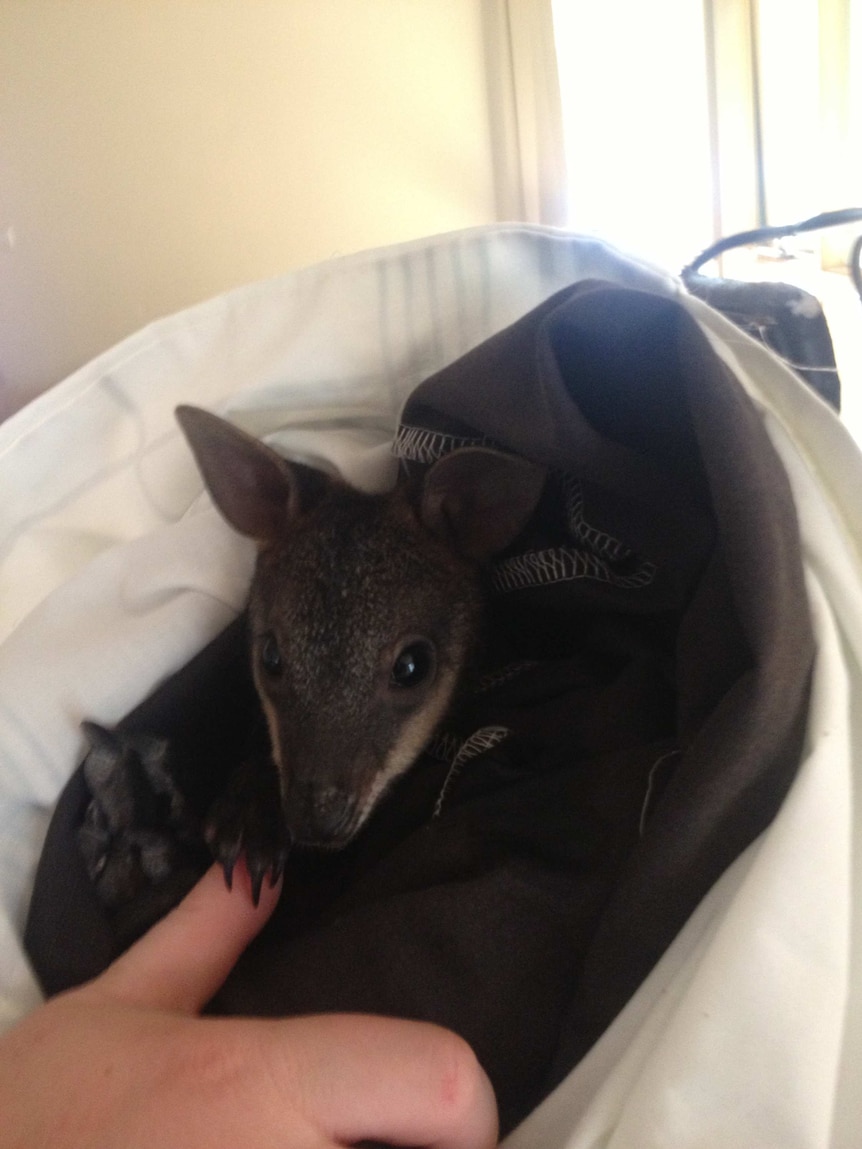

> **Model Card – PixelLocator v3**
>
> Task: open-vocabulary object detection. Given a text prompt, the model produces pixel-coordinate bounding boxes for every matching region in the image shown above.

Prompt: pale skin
[0,862,498,1149]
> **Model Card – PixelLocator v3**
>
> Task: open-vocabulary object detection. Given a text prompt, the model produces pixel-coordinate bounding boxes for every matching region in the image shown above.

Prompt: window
[551,0,861,273]
[552,0,715,271]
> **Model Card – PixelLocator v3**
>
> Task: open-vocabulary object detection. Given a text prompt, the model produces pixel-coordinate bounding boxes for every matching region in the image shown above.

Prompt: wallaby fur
[176,405,545,858]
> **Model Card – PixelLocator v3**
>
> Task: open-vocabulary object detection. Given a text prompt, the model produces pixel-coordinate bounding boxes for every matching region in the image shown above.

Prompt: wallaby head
[176,406,545,849]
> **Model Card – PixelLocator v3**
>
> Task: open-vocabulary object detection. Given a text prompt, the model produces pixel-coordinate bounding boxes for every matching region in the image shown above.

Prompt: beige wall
[0,0,498,417]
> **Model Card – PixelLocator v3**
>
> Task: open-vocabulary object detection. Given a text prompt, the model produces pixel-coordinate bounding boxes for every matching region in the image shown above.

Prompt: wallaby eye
[260,632,283,677]
[390,642,434,689]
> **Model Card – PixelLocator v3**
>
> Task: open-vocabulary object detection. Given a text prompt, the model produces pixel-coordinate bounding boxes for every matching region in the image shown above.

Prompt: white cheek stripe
[354,667,460,830]
[256,685,288,802]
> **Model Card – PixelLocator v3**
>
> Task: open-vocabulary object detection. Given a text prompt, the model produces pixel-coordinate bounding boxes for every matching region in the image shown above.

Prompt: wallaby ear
[175,406,330,543]
[421,447,546,561]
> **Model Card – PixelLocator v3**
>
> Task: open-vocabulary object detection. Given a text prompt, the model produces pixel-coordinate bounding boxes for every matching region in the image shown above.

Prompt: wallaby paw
[78,722,209,938]
[204,756,290,905]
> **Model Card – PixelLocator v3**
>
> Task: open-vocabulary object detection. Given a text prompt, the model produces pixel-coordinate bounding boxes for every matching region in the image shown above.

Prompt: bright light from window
[757,0,821,223]
[551,0,714,273]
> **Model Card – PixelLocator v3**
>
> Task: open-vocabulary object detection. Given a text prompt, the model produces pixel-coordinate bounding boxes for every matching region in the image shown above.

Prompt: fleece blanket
[2,225,862,1147]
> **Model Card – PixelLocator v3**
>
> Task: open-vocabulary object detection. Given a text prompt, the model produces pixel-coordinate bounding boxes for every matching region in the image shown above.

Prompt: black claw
[250,865,265,907]
[222,853,236,891]
[204,756,289,903]
[269,842,290,887]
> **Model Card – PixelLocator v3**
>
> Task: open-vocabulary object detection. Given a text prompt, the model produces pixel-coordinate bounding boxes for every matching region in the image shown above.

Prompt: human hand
[2,862,498,1148]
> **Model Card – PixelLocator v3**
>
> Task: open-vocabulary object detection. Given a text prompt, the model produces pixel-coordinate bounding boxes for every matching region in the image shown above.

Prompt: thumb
[89,861,281,1014]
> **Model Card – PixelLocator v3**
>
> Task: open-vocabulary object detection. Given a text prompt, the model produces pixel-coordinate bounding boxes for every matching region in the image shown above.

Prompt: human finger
[89,859,281,1014]
[265,1013,498,1149]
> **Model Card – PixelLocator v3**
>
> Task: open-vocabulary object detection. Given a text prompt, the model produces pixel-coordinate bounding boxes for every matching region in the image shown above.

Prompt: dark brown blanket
[25,281,813,1135]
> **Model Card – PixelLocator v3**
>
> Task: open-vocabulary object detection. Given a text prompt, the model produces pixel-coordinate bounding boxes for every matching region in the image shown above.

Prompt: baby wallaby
[176,406,545,878]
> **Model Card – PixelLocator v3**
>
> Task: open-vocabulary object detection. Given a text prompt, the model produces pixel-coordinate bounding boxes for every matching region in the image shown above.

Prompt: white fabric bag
[1,224,860,1148]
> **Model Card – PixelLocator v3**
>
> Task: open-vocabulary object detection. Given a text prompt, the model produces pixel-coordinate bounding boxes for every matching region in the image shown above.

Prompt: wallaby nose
[315,786,354,836]
[290,782,355,844]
